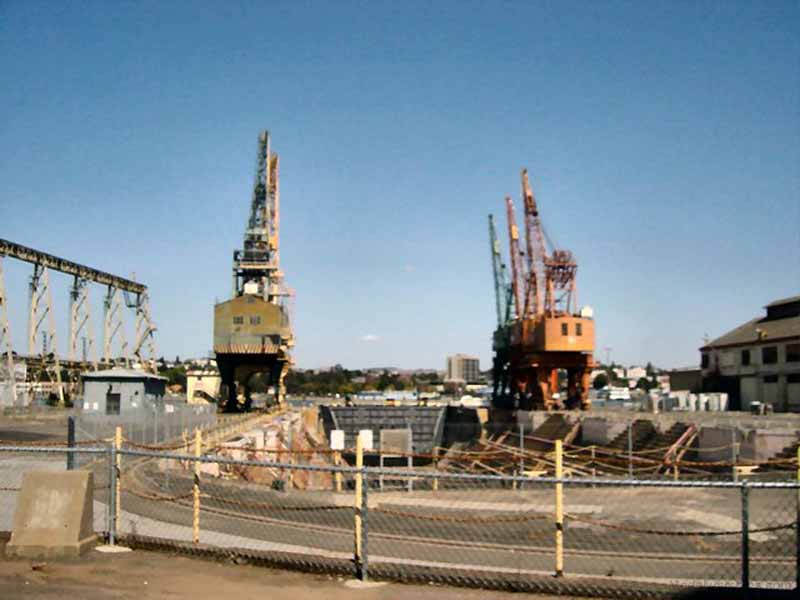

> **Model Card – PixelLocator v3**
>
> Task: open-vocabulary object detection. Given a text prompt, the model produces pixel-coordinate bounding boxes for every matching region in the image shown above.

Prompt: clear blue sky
[1,1,798,371]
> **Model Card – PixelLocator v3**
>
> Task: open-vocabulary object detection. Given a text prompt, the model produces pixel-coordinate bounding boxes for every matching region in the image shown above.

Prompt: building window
[250,316,261,325]
[233,316,244,325]
[788,374,800,384]
[762,346,778,364]
[701,354,709,369]
[106,393,121,415]
[763,375,778,384]
[787,343,800,363]
[576,323,582,336]
[561,323,568,336]
[741,349,750,366]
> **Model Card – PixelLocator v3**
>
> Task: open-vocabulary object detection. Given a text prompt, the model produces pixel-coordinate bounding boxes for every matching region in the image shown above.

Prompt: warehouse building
[700,295,800,412]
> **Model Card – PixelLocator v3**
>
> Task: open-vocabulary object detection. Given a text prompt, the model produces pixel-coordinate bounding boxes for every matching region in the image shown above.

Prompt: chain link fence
[74,402,216,446]
[1,438,798,598]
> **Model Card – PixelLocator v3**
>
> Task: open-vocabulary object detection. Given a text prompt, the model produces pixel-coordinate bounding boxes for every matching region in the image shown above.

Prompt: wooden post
[354,432,364,566]
[287,428,294,490]
[432,448,439,493]
[182,430,188,468]
[627,422,633,479]
[673,462,679,481]
[555,439,564,577]
[114,426,122,529]
[334,450,343,493]
[193,428,201,544]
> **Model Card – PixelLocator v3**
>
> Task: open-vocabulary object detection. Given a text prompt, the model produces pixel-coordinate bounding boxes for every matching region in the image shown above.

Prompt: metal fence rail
[0,443,798,599]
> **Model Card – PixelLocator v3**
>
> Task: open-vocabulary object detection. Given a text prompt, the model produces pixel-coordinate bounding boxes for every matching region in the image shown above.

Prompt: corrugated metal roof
[704,315,800,349]
[81,368,167,381]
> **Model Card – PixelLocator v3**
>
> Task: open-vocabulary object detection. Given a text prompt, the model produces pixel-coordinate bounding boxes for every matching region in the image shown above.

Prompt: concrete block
[6,470,96,559]
[200,462,220,477]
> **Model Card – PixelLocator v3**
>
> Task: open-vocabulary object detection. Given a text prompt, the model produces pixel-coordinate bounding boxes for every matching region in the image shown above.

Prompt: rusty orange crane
[490,169,595,416]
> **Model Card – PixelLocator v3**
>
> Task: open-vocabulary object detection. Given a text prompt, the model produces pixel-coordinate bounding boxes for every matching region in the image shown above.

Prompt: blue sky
[1,1,798,370]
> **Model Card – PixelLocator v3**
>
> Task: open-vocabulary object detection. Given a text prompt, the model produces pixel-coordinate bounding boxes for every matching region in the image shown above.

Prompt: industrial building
[446,354,480,383]
[701,295,800,412]
[186,367,221,404]
[81,368,167,415]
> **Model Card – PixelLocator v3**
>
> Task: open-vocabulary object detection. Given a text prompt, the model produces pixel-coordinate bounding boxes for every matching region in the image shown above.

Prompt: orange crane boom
[521,169,547,318]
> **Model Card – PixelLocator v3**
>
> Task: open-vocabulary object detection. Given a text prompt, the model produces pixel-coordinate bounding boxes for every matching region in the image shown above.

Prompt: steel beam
[0,238,145,294]
[69,276,97,369]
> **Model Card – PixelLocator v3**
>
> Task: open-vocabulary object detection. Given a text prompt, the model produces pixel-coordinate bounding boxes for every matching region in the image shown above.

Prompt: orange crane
[490,169,594,415]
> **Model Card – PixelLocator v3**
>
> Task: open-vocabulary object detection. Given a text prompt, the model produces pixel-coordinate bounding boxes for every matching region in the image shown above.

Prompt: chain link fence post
[555,439,564,578]
[740,482,749,590]
[67,416,75,470]
[108,445,117,546]
[518,422,524,490]
[796,445,800,591]
[354,431,364,579]
[193,428,201,544]
[114,426,121,531]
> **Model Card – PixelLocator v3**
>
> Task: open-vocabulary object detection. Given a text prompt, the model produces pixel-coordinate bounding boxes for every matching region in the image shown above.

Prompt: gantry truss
[0,239,157,407]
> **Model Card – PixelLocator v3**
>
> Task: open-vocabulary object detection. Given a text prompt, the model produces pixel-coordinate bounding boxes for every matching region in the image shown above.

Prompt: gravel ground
[0,539,573,600]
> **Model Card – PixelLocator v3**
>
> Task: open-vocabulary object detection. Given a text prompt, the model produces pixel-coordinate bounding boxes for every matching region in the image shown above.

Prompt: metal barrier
[0,442,798,598]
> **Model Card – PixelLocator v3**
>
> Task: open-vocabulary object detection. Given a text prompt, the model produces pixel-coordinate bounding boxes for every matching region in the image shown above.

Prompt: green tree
[165,366,187,390]
[593,373,609,390]
[636,377,655,391]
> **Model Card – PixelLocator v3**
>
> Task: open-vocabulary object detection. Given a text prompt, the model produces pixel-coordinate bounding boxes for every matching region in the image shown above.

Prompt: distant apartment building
[446,354,480,383]
[701,295,800,412]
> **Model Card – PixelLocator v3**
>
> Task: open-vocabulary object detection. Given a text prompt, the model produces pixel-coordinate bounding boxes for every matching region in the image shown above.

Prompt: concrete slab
[6,470,96,559]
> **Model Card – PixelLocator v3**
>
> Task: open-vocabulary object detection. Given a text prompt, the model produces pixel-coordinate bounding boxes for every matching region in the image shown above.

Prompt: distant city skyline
[1,2,798,371]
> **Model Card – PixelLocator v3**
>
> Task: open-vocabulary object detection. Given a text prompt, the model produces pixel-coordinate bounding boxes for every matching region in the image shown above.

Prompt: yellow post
[287,429,294,491]
[181,430,188,467]
[555,439,564,578]
[334,451,343,493]
[114,426,122,528]
[432,448,439,493]
[354,432,364,564]
[193,428,201,544]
